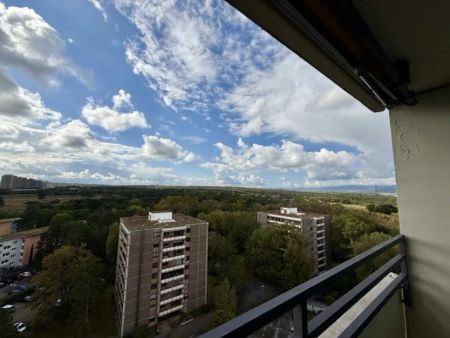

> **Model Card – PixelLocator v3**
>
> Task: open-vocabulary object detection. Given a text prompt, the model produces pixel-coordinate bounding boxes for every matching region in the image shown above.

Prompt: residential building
[257,207,330,273]
[0,174,47,190]
[0,227,48,268]
[115,211,208,337]
[0,218,20,236]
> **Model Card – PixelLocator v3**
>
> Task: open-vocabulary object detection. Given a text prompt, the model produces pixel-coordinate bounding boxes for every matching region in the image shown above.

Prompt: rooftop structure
[115,211,208,337]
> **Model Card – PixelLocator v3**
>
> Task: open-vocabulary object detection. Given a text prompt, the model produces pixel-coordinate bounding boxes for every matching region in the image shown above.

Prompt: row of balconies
[160,283,184,294]
[159,304,183,317]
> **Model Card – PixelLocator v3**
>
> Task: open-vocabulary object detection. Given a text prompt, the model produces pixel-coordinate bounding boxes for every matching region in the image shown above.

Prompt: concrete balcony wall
[390,84,450,337]
[321,273,406,338]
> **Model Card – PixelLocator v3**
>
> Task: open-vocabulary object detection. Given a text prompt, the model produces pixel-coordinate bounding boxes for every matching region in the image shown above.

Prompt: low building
[0,227,48,268]
[115,211,208,337]
[257,207,330,274]
[0,218,20,236]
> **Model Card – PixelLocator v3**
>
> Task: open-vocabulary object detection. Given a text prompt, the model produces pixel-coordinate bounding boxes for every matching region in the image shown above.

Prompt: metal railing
[201,234,410,338]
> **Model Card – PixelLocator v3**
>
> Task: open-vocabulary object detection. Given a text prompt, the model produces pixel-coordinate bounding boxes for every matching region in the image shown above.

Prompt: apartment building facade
[0,227,48,268]
[115,211,208,337]
[257,207,330,274]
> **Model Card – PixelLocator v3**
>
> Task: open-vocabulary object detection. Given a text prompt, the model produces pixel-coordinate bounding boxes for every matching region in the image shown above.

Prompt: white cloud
[43,120,94,149]
[0,2,84,84]
[114,0,275,111]
[82,90,149,133]
[0,120,201,185]
[0,141,35,153]
[142,135,195,162]
[112,89,133,109]
[113,0,394,184]
[88,0,108,22]
[202,138,362,184]
[0,69,61,124]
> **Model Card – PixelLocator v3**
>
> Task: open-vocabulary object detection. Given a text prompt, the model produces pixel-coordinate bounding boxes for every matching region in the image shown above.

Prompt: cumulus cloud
[0,69,61,124]
[202,138,362,184]
[113,0,394,183]
[0,141,35,153]
[142,135,195,162]
[82,90,149,133]
[0,2,86,85]
[43,120,94,149]
[88,0,108,22]
[0,119,201,185]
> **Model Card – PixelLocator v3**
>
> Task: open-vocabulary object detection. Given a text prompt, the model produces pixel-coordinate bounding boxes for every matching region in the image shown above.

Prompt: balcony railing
[201,234,409,338]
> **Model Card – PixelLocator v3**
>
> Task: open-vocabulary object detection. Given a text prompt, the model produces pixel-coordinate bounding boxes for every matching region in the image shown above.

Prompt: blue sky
[0,0,395,188]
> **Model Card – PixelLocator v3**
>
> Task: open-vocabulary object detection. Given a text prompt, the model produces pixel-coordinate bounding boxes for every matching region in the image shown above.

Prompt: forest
[0,186,398,337]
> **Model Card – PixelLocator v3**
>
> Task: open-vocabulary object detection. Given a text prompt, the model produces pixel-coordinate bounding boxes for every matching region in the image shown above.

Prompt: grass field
[0,194,83,213]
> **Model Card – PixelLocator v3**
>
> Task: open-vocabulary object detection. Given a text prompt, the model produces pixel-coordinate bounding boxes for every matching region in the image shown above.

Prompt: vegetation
[210,278,237,328]
[246,225,314,290]
[0,308,19,338]
[0,185,399,335]
[31,245,105,336]
[367,203,398,215]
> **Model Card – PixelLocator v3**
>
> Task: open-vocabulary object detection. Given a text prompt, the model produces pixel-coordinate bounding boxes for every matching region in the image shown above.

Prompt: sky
[0,0,396,188]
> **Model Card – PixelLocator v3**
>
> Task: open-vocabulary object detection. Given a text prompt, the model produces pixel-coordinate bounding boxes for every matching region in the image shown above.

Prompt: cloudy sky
[0,0,395,188]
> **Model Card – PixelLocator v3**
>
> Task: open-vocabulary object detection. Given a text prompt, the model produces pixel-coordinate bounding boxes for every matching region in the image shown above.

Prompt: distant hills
[295,185,396,194]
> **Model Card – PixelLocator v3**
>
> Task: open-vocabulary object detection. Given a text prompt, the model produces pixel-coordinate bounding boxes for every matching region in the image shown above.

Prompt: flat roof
[263,210,328,219]
[0,218,20,224]
[0,226,48,241]
[121,214,207,231]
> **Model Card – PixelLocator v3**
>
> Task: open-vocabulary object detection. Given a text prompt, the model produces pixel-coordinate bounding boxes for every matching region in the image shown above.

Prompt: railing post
[293,301,308,337]
[399,236,412,306]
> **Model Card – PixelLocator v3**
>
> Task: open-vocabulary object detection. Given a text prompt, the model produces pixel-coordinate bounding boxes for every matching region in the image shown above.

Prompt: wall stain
[394,119,410,160]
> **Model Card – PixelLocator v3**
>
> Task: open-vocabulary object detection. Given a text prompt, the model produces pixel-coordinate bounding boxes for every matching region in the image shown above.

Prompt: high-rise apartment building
[0,174,47,190]
[257,207,330,274]
[115,211,208,337]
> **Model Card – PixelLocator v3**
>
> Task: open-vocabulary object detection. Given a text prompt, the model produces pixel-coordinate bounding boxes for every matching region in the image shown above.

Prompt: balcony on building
[200,0,450,337]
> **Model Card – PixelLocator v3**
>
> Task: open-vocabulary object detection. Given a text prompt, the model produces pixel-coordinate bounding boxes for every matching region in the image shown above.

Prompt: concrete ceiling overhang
[226,0,450,112]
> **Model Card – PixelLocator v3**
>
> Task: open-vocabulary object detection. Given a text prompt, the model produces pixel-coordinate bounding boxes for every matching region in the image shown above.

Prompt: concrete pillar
[390,84,450,337]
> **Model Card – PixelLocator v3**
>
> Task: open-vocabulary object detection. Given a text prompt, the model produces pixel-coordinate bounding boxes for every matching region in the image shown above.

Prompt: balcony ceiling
[227,0,450,112]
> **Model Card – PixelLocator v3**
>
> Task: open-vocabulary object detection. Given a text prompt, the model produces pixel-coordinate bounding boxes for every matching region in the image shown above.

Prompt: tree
[246,225,314,290]
[332,211,378,241]
[207,232,236,277]
[128,325,157,338]
[106,222,119,262]
[50,213,73,226]
[351,232,394,279]
[0,308,19,338]
[31,245,104,335]
[0,196,4,207]
[210,278,237,328]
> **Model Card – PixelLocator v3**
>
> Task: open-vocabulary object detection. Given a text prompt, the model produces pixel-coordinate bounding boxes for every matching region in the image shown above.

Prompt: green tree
[366,204,376,212]
[207,232,236,277]
[50,213,73,226]
[0,308,19,338]
[246,225,314,290]
[351,232,394,279]
[210,278,237,328]
[106,222,119,262]
[0,196,4,207]
[129,325,157,338]
[332,211,378,241]
[31,245,105,335]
